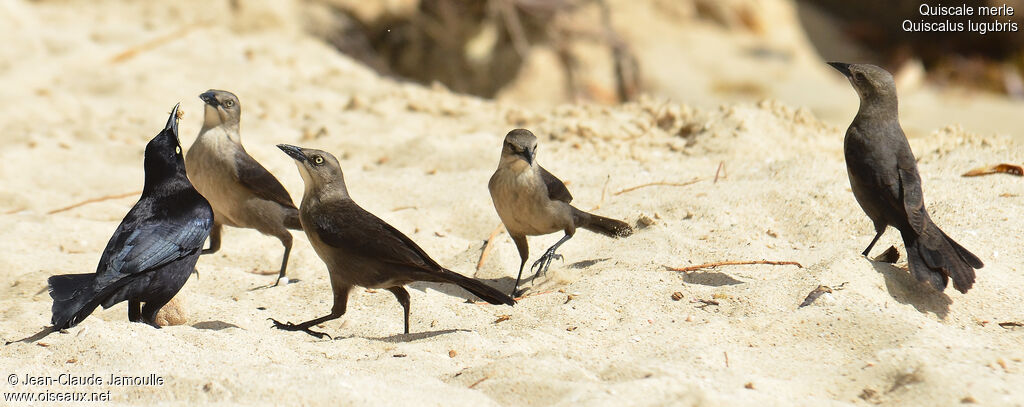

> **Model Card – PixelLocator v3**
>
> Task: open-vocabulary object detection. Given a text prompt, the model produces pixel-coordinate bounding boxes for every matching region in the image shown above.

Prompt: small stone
[155,297,187,326]
[671,292,683,301]
[449,350,457,358]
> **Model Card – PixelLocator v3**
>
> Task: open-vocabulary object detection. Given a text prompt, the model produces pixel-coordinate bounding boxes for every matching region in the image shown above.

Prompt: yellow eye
[314,156,324,165]
[175,146,181,155]
[224,99,235,107]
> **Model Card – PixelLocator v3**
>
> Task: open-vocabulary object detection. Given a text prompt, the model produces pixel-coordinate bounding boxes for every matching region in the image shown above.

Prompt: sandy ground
[1,1,1023,406]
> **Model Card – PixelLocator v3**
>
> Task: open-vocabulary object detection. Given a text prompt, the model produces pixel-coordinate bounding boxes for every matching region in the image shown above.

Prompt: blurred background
[2,0,1023,138]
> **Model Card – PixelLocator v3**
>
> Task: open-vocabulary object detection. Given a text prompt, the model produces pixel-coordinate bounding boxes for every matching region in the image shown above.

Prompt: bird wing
[234,148,298,210]
[538,165,573,203]
[897,153,927,235]
[96,199,212,277]
[310,199,442,271]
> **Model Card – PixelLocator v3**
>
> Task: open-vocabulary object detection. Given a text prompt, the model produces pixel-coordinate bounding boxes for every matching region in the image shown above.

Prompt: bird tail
[48,273,101,330]
[572,207,633,238]
[901,219,983,294]
[433,269,516,305]
[284,207,302,230]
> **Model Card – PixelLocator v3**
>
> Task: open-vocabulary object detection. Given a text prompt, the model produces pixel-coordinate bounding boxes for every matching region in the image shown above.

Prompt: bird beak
[199,91,219,107]
[828,62,852,78]
[165,103,180,136]
[277,144,307,162]
[520,149,534,166]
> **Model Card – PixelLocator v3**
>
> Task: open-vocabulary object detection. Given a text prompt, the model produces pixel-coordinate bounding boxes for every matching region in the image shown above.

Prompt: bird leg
[275,234,293,284]
[128,300,142,322]
[510,235,529,297]
[270,314,337,339]
[201,222,223,255]
[862,229,884,257]
[387,287,411,335]
[530,233,572,283]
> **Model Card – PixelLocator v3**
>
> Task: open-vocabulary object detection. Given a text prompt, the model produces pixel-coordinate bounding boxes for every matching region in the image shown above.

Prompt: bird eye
[314,156,324,165]
[175,146,181,155]
[224,99,235,107]
[853,72,866,82]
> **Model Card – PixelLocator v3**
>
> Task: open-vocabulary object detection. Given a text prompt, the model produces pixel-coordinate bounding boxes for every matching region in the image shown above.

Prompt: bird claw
[268,318,332,339]
[530,251,563,279]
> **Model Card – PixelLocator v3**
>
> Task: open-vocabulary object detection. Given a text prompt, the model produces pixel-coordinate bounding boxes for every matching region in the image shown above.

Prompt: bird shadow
[869,259,951,319]
[568,258,611,269]
[680,271,745,287]
[367,328,466,343]
[247,279,302,292]
[5,327,56,345]
[192,321,241,331]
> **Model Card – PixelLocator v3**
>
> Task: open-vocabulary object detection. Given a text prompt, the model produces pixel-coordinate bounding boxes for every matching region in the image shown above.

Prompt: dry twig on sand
[612,178,700,196]
[666,260,803,273]
[476,224,507,271]
[47,191,141,215]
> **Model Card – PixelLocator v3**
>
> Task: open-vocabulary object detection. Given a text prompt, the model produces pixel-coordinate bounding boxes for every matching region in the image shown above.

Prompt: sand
[1,1,1023,406]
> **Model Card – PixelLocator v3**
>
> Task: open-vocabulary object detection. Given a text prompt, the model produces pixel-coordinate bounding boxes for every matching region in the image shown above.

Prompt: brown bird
[488,129,633,296]
[830,62,983,293]
[272,144,515,338]
[185,90,300,286]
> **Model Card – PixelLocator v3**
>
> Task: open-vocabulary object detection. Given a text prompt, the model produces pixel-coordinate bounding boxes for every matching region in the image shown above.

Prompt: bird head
[143,104,188,190]
[828,62,898,113]
[199,89,241,130]
[277,144,348,197]
[500,128,539,168]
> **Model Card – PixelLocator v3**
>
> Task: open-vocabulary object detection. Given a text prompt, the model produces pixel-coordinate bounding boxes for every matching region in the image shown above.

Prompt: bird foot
[269,318,332,339]
[530,251,563,279]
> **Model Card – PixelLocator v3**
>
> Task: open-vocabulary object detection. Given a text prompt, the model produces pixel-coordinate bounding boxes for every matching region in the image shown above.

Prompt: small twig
[724,351,729,368]
[4,206,26,215]
[476,224,506,271]
[110,23,201,63]
[612,178,700,196]
[588,174,611,211]
[468,375,491,389]
[47,191,141,215]
[391,206,418,212]
[666,260,803,273]
[714,161,726,183]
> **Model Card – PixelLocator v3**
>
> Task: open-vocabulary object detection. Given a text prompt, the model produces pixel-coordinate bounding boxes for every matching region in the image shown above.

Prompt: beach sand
[1,1,1022,405]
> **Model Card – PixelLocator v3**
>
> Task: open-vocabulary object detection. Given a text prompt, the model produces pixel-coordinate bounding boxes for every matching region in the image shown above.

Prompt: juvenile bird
[186,90,300,286]
[272,144,514,338]
[488,129,633,296]
[49,104,213,329]
[830,62,983,293]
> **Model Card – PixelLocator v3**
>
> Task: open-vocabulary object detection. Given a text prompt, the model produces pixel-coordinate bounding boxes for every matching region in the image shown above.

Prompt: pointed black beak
[199,91,219,106]
[277,144,307,162]
[521,148,534,166]
[165,103,180,135]
[828,62,852,77]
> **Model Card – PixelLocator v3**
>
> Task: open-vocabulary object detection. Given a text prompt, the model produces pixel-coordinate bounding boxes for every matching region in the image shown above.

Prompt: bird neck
[302,179,350,206]
[499,155,534,174]
[855,91,899,122]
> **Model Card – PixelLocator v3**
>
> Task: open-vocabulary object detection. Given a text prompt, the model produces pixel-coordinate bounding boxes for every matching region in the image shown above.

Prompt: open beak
[277,144,307,162]
[164,103,180,136]
[199,91,219,107]
[828,62,852,78]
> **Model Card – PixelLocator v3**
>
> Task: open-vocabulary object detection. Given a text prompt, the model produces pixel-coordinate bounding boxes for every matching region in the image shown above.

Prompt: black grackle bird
[49,104,213,329]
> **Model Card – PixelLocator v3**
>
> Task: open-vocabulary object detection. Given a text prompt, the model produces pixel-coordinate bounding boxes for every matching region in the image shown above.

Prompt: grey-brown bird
[488,129,633,296]
[272,144,515,338]
[830,62,983,293]
[185,90,301,286]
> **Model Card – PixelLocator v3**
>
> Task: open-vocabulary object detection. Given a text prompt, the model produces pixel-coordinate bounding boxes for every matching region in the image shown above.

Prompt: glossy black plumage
[49,105,213,329]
